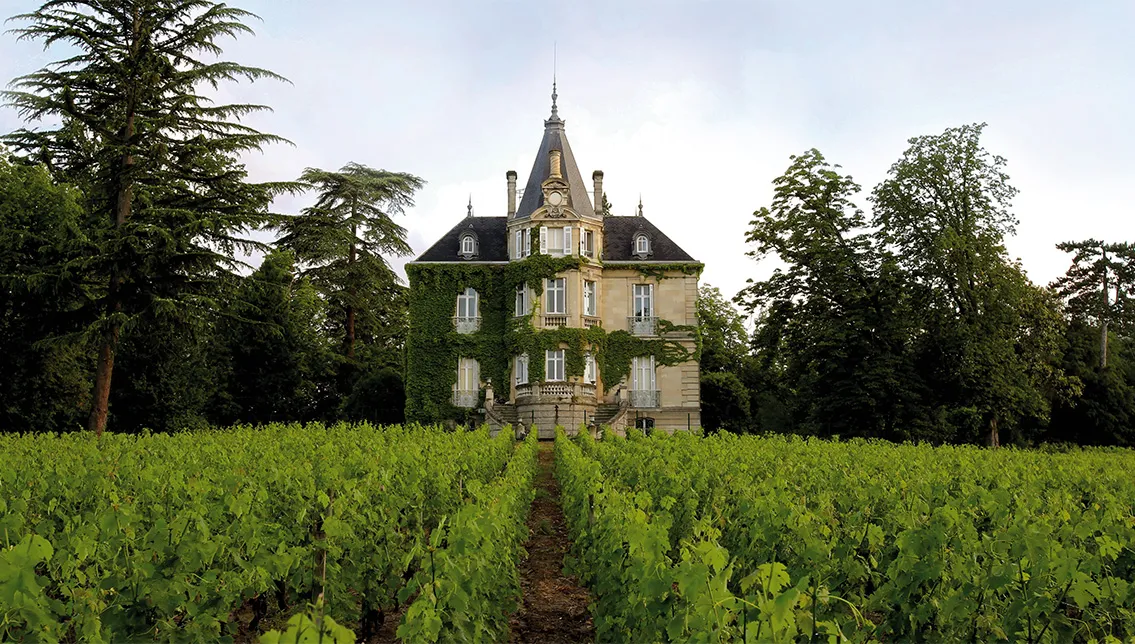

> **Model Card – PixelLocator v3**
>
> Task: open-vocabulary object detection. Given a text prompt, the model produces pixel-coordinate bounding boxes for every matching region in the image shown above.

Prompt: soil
[508,442,595,643]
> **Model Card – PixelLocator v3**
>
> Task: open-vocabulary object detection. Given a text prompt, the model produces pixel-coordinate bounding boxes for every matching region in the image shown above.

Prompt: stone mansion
[405,89,701,436]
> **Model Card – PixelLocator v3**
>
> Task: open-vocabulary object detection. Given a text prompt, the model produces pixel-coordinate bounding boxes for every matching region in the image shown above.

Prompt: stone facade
[409,92,702,436]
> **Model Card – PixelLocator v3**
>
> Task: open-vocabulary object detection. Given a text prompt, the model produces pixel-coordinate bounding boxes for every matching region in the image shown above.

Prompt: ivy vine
[405,256,699,424]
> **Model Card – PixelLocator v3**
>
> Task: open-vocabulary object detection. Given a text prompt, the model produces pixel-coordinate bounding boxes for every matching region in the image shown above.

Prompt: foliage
[560,429,1135,642]
[397,431,538,642]
[273,163,425,364]
[2,0,292,434]
[213,250,337,425]
[1052,240,1135,368]
[261,598,356,644]
[696,285,749,375]
[0,156,90,432]
[405,256,697,424]
[871,123,1076,445]
[737,148,924,441]
[0,423,513,641]
[341,367,406,426]
[699,372,751,433]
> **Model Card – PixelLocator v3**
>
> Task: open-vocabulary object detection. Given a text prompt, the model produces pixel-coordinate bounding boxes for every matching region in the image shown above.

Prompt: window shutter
[580,229,587,255]
[539,226,547,254]
[564,226,572,255]
[513,230,520,259]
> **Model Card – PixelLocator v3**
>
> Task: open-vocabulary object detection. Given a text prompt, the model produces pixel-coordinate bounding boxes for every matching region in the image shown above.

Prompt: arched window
[459,233,477,258]
[634,233,650,257]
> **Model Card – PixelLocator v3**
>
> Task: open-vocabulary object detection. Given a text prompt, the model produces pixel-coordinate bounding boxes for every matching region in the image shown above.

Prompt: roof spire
[637,195,644,217]
[466,194,473,218]
[550,43,559,121]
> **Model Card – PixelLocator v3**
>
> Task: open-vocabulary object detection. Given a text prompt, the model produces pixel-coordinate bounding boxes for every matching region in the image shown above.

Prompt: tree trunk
[1100,247,1109,369]
[346,217,357,359]
[88,105,136,436]
[988,415,1000,448]
[346,304,356,359]
[1100,320,1109,369]
[87,324,119,436]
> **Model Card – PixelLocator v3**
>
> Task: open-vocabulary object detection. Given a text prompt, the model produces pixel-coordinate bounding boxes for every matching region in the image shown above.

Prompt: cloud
[1,0,1131,302]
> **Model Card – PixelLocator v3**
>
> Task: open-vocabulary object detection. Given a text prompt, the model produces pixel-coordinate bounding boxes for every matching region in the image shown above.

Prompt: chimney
[592,170,604,215]
[549,149,562,179]
[506,170,517,217]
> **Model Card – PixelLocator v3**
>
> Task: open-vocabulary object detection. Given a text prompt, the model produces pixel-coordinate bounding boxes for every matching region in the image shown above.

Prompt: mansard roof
[411,215,698,264]
[602,216,697,262]
[513,116,596,221]
[414,217,509,262]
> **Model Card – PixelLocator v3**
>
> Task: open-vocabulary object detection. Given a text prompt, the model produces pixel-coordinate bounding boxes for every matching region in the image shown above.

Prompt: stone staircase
[592,403,621,427]
[485,402,520,437]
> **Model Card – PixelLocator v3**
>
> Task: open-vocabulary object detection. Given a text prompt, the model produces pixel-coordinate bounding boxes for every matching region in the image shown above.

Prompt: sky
[1,0,1133,304]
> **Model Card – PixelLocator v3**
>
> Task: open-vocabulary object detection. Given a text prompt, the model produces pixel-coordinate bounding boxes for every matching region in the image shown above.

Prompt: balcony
[453,316,481,334]
[628,389,661,408]
[628,316,657,336]
[543,314,569,328]
[583,315,602,329]
[452,389,479,408]
[515,382,597,400]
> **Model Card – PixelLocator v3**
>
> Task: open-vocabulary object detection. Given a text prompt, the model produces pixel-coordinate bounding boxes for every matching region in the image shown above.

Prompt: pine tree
[2,0,290,435]
[274,163,424,361]
[1052,240,1135,368]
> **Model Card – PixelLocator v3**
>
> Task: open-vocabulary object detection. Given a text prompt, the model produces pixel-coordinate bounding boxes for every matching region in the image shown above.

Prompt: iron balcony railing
[453,316,481,334]
[452,389,478,408]
[629,389,661,408]
[628,316,657,336]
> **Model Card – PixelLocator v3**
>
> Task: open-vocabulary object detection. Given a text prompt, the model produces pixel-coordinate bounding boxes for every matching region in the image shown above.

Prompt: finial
[549,44,560,121]
[467,195,473,218]
[637,195,644,217]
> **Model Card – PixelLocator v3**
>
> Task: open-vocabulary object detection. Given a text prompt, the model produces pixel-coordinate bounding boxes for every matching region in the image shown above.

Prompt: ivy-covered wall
[405,256,700,424]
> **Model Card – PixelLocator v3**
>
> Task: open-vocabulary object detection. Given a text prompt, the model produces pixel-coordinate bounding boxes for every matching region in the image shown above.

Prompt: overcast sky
[2,1,1132,303]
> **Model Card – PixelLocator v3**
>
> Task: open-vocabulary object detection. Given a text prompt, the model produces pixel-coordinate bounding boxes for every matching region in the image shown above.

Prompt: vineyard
[0,424,537,643]
[556,429,1135,643]
[4,425,1135,643]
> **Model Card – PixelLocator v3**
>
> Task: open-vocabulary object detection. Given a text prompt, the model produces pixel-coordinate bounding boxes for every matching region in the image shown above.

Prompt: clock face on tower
[546,191,563,206]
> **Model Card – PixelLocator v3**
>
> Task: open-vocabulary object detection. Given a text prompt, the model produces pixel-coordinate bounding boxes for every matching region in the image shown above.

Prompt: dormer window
[459,233,477,258]
[634,234,651,258]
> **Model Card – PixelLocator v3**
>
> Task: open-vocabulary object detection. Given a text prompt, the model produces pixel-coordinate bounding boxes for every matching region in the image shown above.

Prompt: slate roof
[413,217,509,262]
[602,216,698,262]
[513,116,597,220]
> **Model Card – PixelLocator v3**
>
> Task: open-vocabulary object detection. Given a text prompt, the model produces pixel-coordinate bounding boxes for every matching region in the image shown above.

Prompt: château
[406,87,702,436]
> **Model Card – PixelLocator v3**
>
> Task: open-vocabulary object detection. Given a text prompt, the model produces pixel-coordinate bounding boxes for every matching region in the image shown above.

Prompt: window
[580,229,595,258]
[632,284,653,318]
[514,285,528,317]
[456,287,479,319]
[455,357,479,407]
[546,349,565,381]
[515,354,529,385]
[545,278,566,314]
[634,234,650,256]
[632,355,655,390]
[584,353,597,384]
[460,234,476,256]
[539,226,572,256]
[513,228,532,259]
[630,355,657,408]
[584,280,597,317]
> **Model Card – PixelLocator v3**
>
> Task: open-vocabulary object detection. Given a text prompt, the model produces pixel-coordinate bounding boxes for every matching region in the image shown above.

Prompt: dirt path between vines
[509,442,594,643]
